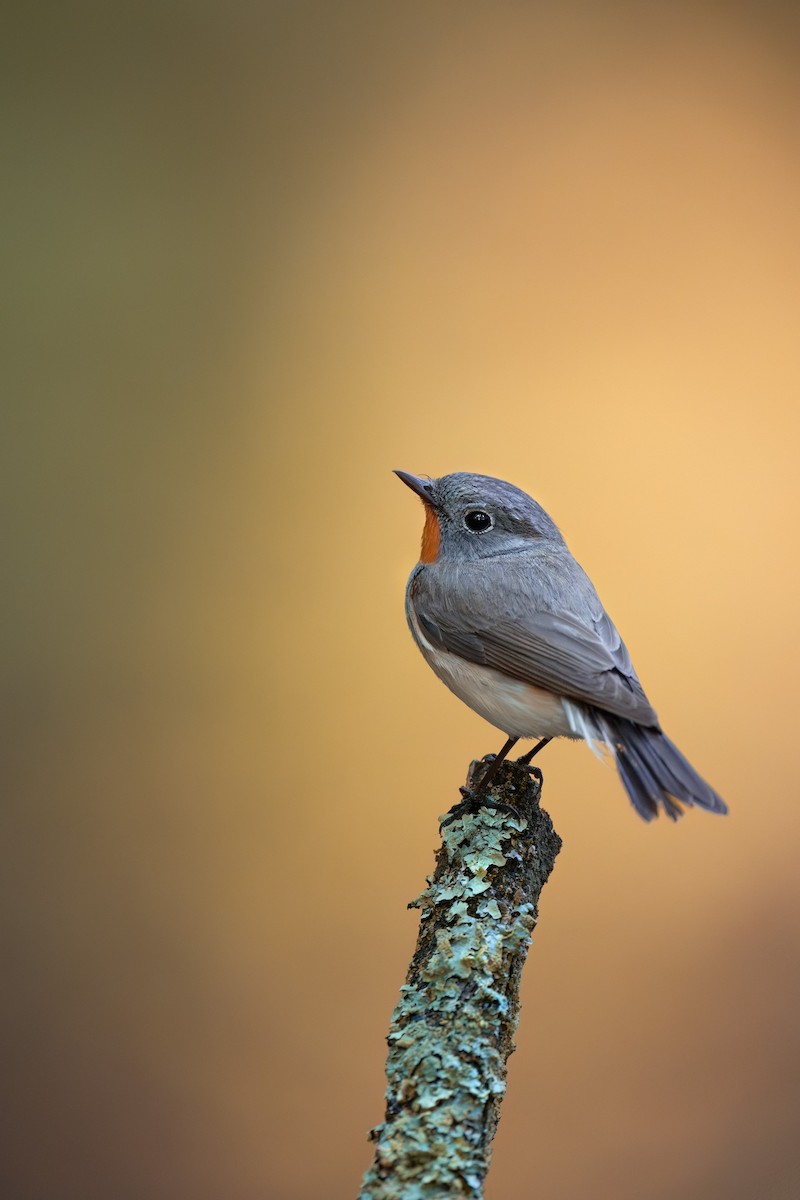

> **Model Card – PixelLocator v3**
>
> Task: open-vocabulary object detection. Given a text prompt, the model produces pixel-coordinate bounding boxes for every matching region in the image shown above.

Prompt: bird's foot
[440,787,520,829]
[517,761,544,784]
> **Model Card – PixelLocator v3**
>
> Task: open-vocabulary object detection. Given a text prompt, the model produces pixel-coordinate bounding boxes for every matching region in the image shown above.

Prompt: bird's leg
[517,737,552,765]
[442,736,520,827]
[473,736,519,796]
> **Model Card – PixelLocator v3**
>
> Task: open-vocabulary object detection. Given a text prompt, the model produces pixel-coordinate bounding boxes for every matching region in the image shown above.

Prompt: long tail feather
[602,717,727,822]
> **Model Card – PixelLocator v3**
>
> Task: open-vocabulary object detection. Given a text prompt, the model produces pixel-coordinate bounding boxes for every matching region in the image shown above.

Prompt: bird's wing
[410,565,658,726]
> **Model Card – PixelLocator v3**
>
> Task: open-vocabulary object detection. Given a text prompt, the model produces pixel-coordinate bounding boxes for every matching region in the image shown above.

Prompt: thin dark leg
[516,737,552,766]
[473,736,519,796]
[442,736,522,829]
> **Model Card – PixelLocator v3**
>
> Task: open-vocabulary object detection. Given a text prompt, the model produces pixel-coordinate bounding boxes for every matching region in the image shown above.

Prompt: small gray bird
[395,470,727,821]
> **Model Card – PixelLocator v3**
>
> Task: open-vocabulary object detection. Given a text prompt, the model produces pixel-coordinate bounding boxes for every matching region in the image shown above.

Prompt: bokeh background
[4,2,800,1197]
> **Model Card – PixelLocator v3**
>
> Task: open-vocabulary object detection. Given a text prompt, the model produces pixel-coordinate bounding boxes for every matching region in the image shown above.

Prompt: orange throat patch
[420,502,441,563]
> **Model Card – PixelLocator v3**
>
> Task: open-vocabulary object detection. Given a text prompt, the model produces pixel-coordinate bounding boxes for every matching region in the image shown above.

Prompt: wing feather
[410,559,658,726]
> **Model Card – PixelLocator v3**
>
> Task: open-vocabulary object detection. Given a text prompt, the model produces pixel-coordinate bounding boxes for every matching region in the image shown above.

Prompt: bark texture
[360,757,561,1200]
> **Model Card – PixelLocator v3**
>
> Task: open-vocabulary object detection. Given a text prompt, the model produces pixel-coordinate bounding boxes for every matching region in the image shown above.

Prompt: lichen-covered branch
[360,758,562,1200]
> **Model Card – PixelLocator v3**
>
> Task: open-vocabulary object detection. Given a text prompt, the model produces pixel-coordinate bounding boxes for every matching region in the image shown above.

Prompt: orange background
[5,4,800,1197]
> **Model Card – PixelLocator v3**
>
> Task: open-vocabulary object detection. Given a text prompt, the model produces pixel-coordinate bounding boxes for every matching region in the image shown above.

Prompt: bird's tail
[602,717,727,821]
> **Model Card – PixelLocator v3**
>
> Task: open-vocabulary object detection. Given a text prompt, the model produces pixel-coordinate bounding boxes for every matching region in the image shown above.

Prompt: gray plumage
[397,470,727,822]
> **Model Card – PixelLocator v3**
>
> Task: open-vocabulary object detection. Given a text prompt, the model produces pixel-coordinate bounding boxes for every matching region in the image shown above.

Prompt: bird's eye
[464,510,493,533]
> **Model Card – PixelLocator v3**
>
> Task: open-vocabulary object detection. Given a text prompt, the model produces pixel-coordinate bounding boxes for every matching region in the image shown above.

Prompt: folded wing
[411,566,659,727]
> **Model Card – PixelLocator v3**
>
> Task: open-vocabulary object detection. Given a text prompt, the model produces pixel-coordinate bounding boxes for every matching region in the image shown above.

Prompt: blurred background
[4,2,800,1197]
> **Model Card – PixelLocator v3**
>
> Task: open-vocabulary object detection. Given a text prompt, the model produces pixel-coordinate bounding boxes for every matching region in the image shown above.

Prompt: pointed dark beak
[394,470,436,503]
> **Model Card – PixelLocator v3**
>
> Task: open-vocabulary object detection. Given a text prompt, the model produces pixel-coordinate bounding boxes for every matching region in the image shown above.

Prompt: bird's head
[394,470,564,563]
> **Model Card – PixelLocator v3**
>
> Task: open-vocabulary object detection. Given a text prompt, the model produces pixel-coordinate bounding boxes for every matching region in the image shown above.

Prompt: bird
[395,470,727,821]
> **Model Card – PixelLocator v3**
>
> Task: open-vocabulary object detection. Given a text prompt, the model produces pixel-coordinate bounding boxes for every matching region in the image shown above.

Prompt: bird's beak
[394,470,436,503]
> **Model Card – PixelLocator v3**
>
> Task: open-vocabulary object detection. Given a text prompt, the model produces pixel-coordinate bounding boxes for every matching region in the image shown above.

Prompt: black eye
[464,510,493,533]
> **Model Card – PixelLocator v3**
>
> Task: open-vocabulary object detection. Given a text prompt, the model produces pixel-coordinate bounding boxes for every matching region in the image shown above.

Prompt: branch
[360,757,562,1200]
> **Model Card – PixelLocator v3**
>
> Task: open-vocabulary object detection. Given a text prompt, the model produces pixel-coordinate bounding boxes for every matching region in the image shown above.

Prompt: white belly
[409,607,576,740]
